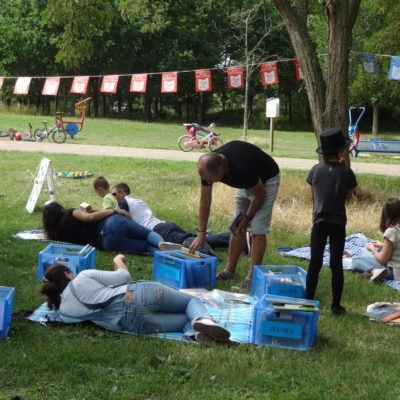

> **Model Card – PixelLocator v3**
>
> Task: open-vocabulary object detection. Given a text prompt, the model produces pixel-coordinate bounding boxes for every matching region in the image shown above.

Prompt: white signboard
[266,97,280,118]
[26,158,56,213]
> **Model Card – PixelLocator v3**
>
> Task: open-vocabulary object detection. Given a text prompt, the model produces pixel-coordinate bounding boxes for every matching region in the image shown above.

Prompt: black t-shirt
[307,162,357,226]
[57,209,100,247]
[201,141,279,189]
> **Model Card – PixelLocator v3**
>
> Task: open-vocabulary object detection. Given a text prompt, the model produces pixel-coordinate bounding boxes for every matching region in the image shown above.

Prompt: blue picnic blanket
[278,231,400,291]
[28,289,254,344]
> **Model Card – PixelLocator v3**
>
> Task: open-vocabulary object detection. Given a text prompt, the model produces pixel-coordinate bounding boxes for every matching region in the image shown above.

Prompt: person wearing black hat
[305,128,357,315]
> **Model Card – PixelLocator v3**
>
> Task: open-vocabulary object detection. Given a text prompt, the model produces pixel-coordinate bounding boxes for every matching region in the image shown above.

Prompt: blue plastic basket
[252,265,307,300]
[252,294,319,351]
[0,286,15,339]
[38,243,96,280]
[153,250,217,289]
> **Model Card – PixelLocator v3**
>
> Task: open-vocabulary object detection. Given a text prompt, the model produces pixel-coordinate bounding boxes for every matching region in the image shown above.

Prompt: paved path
[0,139,399,176]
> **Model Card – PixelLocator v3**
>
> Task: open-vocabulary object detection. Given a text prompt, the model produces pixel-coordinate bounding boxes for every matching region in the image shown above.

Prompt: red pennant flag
[42,77,60,96]
[261,62,279,86]
[130,74,148,93]
[101,75,119,93]
[294,59,304,81]
[14,77,32,94]
[0,78,4,90]
[161,72,178,93]
[71,76,89,94]
[195,69,212,92]
[227,66,244,89]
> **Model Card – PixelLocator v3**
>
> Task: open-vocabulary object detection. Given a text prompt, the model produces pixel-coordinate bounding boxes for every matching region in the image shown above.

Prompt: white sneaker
[192,318,230,341]
[369,268,387,283]
[159,242,185,251]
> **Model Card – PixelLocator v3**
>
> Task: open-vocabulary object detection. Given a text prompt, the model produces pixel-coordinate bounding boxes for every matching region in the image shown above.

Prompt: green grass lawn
[1,111,400,164]
[1,144,400,399]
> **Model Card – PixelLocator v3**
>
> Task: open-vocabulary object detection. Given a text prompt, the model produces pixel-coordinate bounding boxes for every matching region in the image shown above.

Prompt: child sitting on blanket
[93,176,118,210]
[305,128,357,316]
[352,198,400,282]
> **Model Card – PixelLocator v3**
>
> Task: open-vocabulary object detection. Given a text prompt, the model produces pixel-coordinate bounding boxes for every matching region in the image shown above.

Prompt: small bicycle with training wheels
[178,122,224,152]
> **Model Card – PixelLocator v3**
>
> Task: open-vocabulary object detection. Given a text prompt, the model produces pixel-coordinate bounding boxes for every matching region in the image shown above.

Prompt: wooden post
[269,117,275,152]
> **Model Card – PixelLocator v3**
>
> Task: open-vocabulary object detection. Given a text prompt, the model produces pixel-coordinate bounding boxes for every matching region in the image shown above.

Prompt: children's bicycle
[34,114,67,143]
[34,97,91,143]
[0,123,35,141]
[178,123,224,152]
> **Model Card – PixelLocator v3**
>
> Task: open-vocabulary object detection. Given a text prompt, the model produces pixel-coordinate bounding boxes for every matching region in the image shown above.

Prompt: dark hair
[40,264,72,309]
[322,152,339,162]
[380,198,400,232]
[93,176,110,190]
[199,152,223,174]
[114,183,130,195]
[43,202,65,240]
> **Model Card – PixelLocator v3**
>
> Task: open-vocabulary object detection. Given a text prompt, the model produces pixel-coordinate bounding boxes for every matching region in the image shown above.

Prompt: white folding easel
[26,158,56,213]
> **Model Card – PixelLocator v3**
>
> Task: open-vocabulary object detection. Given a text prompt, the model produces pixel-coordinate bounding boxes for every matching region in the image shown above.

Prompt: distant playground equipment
[348,106,400,157]
[178,123,224,152]
[34,97,92,143]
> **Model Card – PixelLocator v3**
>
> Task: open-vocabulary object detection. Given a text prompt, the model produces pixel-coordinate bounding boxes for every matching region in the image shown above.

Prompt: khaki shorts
[234,173,280,235]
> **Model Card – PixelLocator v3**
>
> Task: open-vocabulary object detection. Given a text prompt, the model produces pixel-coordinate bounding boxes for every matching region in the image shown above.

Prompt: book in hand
[229,211,245,235]
[80,202,93,213]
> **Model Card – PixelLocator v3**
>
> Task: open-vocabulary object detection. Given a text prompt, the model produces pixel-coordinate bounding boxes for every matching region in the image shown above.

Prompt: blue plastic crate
[0,286,15,339]
[252,265,307,300]
[252,294,319,351]
[38,243,96,280]
[152,250,217,289]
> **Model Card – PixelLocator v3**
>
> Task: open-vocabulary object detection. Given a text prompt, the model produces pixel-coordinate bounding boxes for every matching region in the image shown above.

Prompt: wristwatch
[244,214,253,221]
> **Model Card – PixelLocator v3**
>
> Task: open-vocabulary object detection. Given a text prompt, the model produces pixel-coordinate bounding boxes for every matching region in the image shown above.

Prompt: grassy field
[1,129,400,400]
[1,111,400,164]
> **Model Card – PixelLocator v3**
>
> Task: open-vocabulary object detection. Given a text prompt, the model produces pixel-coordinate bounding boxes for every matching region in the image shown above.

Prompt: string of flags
[0,59,304,96]
[0,52,397,97]
[360,53,400,80]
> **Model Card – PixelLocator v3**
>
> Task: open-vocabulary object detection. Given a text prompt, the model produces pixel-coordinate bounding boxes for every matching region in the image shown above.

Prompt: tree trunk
[271,0,361,148]
[372,104,379,137]
[243,63,250,140]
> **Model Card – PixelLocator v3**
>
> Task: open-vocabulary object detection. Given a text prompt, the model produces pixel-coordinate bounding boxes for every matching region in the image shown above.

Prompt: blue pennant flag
[388,56,400,80]
[360,54,376,74]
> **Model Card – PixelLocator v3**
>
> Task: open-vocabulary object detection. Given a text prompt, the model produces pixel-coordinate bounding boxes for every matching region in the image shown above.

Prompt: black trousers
[306,221,346,308]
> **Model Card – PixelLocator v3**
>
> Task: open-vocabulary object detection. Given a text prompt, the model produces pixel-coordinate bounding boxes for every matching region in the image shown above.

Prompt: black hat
[316,127,352,154]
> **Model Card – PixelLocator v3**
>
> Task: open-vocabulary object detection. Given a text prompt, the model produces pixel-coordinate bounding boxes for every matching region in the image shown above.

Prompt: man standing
[189,141,280,292]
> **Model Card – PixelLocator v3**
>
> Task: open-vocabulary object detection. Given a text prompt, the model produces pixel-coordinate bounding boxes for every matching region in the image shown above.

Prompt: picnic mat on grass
[278,231,400,291]
[28,289,255,344]
[13,228,47,241]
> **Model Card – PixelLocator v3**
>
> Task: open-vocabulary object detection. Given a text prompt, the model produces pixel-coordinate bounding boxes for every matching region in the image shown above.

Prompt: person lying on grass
[40,254,231,345]
[43,201,182,254]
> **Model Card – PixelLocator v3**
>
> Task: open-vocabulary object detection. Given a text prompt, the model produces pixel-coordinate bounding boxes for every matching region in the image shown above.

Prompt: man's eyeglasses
[111,192,117,197]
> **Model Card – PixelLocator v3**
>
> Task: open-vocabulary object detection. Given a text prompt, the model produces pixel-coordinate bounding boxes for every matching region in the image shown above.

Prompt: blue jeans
[352,255,394,280]
[119,282,209,335]
[99,214,163,254]
[153,222,230,249]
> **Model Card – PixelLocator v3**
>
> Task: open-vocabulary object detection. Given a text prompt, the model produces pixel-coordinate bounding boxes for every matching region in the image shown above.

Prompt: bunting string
[0,51,398,96]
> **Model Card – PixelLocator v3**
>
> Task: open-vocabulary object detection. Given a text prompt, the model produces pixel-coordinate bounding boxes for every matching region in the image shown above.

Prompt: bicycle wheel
[178,135,194,152]
[52,128,67,144]
[208,137,224,151]
[34,128,47,142]
[0,129,12,138]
